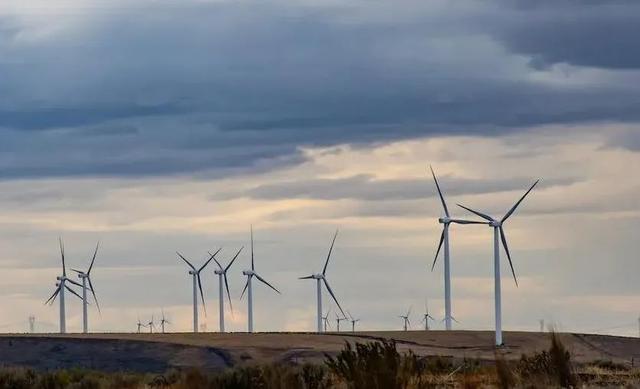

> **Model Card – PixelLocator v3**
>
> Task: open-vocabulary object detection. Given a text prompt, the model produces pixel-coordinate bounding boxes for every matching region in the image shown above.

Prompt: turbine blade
[449,219,489,225]
[66,278,83,288]
[199,247,222,272]
[176,252,196,271]
[501,180,539,223]
[197,273,207,315]
[250,225,255,271]
[240,278,249,300]
[225,246,244,272]
[224,273,233,313]
[70,269,83,274]
[59,238,66,277]
[499,226,518,287]
[322,278,345,317]
[88,241,99,274]
[254,273,280,294]
[88,277,101,314]
[299,275,315,279]
[431,228,445,271]
[45,286,61,305]
[430,165,450,217]
[211,255,223,271]
[456,204,494,222]
[65,284,83,301]
[407,306,412,317]
[322,229,339,276]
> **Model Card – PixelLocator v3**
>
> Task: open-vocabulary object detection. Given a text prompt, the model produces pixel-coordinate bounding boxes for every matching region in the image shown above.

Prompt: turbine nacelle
[489,220,502,228]
[214,269,224,275]
[243,270,255,276]
[438,217,450,224]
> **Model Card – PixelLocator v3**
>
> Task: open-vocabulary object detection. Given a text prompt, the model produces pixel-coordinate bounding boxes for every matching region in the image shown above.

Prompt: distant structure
[299,229,346,333]
[322,310,331,332]
[176,248,220,333]
[160,310,170,334]
[136,316,146,333]
[399,307,411,331]
[28,316,35,333]
[540,319,545,332]
[241,226,281,333]
[212,247,243,333]
[421,300,435,331]
[335,313,347,332]
[72,241,101,334]
[458,180,539,346]
[347,311,360,332]
[45,239,83,334]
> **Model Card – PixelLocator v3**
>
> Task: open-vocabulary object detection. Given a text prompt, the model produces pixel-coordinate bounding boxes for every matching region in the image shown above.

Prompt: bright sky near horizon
[0,0,639,336]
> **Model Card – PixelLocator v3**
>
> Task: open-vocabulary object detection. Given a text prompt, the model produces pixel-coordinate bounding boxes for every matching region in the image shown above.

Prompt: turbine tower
[160,309,170,333]
[399,307,411,331]
[458,180,539,346]
[299,229,346,333]
[430,166,486,330]
[421,300,435,331]
[71,242,101,334]
[212,247,243,333]
[335,312,347,332]
[347,311,360,332]
[45,239,83,334]
[136,316,146,333]
[177,248,221,333]
[241,226,280,333]
[322,310,331,332]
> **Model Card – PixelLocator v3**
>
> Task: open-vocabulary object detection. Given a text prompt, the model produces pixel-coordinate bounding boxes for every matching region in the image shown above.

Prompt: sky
[0,0,639,336]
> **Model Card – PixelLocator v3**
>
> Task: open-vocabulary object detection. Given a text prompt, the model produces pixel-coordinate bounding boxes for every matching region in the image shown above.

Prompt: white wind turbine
[430,166,486,330]
[177,248,221,333]
[347,311,360,332]
[457,180,539,346]
[322,310,331,332]
[71,242,100,334]
[211,247,243,333]
[136,316,146,333]
[45,239,84,334]
[147,315,155,334]
[241,227,280,333]
[399,307,411,331]
[421,299,435,331]
[299,229,346,333]
[335,312,348,332]
[160,309,170,333]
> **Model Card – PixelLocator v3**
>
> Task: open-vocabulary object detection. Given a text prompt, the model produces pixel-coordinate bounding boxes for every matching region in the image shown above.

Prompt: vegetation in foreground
[0,333,638,388]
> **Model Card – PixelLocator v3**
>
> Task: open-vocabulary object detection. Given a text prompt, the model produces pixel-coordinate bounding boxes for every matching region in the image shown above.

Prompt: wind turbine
[430,166,486,331]
[457,180,539,346]
[241,226,280,333]
[399,307,411,331]
[212,247,243,333]
[299,229,346,333]
[322,310,331,332]
[147,315,155,334]
[44,238,84,334]
[176,248,221,333]
[335,313,348,332]
[136,316,146,333]
[71,242,100,334]
[160,309,170,333]
[347,311,360,332]
[421,300,435,331]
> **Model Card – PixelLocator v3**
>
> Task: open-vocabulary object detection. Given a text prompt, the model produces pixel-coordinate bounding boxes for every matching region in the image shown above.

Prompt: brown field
[1,330,639,373]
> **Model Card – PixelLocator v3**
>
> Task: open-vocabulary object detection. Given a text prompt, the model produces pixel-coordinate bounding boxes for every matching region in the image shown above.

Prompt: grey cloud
[1,1,640,179]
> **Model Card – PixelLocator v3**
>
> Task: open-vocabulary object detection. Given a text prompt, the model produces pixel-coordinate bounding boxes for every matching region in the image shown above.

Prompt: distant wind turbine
[421,300,435,331]
[212,247,243,333]
[147,315,155,334]
[322,310,331,332]
[299,229,346,333]
[44,239,83,334]
[399,307,411,331]
[457,179,539,346]
[71,242,101,334]
[160,309,170,333]
[176,248,221,333]
[347,311,360,332]
[335,313,348,332]
[136,316,146,333]
[241,226,280,333]
[430,166,486,330]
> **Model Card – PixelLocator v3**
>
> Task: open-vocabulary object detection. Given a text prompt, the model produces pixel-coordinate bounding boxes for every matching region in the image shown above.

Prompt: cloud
[0,1,640,179]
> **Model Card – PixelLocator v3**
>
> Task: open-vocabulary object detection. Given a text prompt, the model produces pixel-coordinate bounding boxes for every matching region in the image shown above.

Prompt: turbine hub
[214,269,224,275]
[243,270,254,276]
[188,270,195,275]
[490,220,502,227]
[439,217,450,224]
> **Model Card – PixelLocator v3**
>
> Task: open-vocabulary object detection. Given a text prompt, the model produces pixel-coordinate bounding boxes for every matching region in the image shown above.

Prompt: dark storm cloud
[1,0,640,179]
[493,1,640,70]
